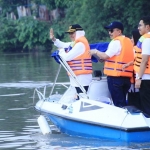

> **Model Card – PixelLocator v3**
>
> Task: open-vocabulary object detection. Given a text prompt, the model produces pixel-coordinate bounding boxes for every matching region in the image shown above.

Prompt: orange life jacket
[134,33,150,74]
[104,36,134,77]
[67,36,92,75]
[130,46,138,83]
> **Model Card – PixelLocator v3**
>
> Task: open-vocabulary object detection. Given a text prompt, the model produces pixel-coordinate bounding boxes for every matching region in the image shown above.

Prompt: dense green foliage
[0,0,150,52]
[16,17,52,51]
[0,17,52,52]
[0,17,18,52]
[57,0,150,42]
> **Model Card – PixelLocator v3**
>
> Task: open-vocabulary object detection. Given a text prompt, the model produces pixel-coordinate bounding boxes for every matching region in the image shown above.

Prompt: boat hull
[46,113,150,142]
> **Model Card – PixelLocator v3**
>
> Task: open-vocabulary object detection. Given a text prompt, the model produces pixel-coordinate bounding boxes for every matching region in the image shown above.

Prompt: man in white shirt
[90,21,134,107]
[50,24,92,99]
[135,16,150,116]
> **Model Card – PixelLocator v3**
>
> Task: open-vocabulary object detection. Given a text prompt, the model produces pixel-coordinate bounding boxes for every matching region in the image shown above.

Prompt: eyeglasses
[108,28,119,33]
[108,29,114,33]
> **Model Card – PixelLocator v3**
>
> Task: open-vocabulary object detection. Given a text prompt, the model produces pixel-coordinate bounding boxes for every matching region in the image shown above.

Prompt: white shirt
[53,32,92,87]
[105,40,121,57]
[140,32,150,80]
[54,39,71,48]
[142,32,150,55]
[59,41,85,61]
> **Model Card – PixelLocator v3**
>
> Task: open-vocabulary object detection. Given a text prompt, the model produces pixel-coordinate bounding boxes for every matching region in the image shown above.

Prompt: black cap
[65,24,83,33]
[104,21,124,31]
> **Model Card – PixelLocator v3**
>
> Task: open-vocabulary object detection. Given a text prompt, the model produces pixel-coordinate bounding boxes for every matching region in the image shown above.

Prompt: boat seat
[87,78,112,104]
[93,70,102,78]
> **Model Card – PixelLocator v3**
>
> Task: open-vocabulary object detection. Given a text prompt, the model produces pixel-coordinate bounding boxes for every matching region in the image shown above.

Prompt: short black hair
[141,15,150,26]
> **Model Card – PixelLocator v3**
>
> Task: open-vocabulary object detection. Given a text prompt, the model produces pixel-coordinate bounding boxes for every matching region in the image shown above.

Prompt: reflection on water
[0,81,50,88]
[0,93,25,97]
[0,53,150,150]
[30,132,150,150]
[0,131,36,149]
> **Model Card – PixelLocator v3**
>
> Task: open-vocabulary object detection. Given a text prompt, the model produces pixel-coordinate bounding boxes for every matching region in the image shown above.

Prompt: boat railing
[33,82,70,104]
[58,55,88,96]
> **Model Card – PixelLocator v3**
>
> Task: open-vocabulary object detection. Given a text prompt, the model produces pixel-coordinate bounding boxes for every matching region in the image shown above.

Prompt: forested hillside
[60,0,150,42]
[0,0,150,52]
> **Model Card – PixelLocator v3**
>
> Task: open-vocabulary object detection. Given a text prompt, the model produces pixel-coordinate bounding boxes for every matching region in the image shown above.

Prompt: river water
[0,53,149,150]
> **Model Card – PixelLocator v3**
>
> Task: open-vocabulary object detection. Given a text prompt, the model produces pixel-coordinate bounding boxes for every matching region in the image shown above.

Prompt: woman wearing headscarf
[50,24,92,99]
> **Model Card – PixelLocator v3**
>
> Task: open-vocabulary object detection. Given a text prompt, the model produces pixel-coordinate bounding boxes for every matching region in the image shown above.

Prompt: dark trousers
[140,80,150,116]
[127,71,142,110]
[107,76,131,107]
[128,92,142,110]
[75,86,89,100]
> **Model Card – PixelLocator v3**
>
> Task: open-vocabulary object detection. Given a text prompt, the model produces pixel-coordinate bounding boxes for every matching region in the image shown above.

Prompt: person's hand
[128,84,135,92]
[89,50,97,56]
[135,79,141,89]
[50,28,56,41]
[99,59,104,63]
[122,63,129,71]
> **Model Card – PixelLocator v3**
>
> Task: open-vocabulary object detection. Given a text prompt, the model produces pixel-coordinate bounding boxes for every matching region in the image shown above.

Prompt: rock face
[4,3,64,22]
[17,6,31,18]
[39,6,64,22]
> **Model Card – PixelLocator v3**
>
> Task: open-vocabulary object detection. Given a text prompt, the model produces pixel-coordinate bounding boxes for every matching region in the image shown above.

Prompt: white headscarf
[75,30,85,40]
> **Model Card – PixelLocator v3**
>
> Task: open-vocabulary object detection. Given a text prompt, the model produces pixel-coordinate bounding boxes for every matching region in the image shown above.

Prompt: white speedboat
[34,47,150,142]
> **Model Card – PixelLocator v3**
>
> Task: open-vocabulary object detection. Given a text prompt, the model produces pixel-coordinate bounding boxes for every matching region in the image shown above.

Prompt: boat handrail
[33,82,69,104]
[58,55,88,98]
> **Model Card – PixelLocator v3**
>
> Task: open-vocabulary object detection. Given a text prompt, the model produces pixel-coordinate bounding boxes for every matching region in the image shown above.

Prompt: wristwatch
[136,76,142,80]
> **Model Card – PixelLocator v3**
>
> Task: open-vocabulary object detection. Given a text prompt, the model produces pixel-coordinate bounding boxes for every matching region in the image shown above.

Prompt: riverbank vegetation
[0,0,150,52]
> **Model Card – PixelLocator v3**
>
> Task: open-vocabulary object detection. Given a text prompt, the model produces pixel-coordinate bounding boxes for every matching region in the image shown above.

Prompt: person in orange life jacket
[90,21,134,107]
[122,29,141,109]
[134,16,150,116]
[50,24,92,98]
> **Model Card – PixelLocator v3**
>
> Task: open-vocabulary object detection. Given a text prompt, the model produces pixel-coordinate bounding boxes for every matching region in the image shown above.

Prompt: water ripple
[0,81,70,89]
[0,93,25,97]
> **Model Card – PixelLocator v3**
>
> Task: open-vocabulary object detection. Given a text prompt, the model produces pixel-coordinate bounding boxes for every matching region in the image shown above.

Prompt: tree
[61,0,150,43]
[1,0,150,52]
[0,16,52,52]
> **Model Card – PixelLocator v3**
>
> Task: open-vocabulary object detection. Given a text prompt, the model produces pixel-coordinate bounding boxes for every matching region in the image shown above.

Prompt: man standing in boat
[50,24,93,99]
[90,21,134,107]
[135,16,150,116]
